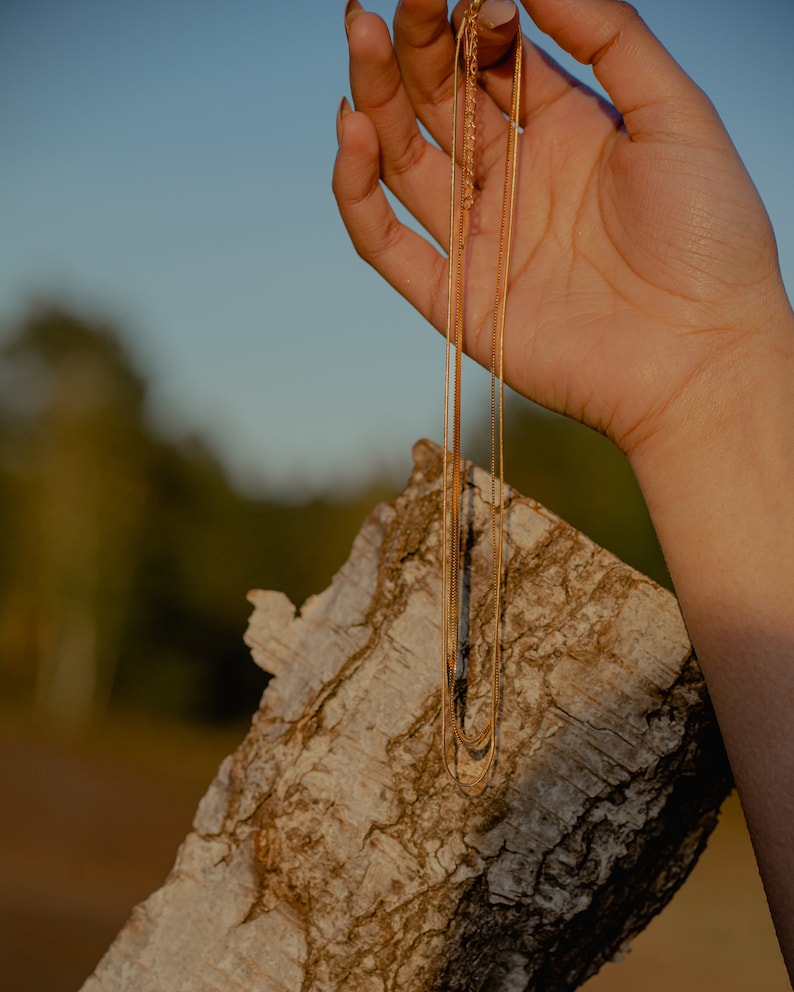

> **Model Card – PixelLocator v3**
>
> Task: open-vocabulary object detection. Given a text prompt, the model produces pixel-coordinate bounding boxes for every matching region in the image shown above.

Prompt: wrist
[629,289,794,508]
[626,293,794,965]
[628,290,794,602]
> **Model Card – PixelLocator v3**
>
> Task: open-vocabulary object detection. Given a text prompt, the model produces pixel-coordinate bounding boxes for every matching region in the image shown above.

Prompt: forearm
[338,0,794,974]
[629,290,794,975]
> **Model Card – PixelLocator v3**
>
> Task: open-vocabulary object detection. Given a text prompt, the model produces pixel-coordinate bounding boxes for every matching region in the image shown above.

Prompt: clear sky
[2,0,793,497]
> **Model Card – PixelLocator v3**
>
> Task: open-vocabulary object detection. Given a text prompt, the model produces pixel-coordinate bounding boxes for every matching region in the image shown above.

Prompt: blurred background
[1,0,791,988]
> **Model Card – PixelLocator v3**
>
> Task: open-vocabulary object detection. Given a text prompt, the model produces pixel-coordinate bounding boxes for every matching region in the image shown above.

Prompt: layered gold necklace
[442,0,522,793]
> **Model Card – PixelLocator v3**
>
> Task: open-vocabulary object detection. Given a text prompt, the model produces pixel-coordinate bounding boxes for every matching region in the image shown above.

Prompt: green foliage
[0,304,397,728]
[0,306,153,727]
[117,432,395,723]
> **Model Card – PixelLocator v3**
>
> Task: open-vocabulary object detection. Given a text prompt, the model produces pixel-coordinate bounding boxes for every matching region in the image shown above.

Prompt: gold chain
[442,1,522,793]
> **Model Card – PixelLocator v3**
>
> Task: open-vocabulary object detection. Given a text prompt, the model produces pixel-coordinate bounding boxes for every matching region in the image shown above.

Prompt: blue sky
[2,0,793,496]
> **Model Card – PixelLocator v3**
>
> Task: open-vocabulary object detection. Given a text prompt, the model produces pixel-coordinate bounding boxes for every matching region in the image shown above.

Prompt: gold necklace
[442,0,522,793]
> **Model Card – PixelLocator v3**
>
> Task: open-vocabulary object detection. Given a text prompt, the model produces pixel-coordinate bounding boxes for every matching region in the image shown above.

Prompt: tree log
[80,440,732,992]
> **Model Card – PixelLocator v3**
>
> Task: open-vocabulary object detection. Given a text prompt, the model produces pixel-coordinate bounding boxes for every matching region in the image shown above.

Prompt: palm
[336,0,780,452]
[463,80,767,445]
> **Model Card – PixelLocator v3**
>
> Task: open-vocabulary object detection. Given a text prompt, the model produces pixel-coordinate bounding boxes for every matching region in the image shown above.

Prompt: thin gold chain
[442,1,522,794]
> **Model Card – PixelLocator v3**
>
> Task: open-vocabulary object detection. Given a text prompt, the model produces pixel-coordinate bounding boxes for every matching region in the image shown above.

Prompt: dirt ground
[0,712,789,992]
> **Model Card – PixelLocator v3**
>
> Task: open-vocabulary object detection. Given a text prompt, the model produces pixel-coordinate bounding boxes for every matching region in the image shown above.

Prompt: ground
[0,711,788,992]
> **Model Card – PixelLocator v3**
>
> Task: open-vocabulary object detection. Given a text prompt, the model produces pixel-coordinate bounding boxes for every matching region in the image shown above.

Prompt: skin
[333,0,794,976]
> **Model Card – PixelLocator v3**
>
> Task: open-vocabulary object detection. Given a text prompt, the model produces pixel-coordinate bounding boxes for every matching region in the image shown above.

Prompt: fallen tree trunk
[81,440,731,992]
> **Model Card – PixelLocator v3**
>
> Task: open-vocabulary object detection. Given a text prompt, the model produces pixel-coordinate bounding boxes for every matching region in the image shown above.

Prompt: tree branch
[81,440,731,992]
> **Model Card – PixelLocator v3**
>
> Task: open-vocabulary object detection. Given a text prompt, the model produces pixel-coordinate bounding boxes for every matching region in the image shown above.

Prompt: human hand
[335,3,794,971]
[333,0,790,460]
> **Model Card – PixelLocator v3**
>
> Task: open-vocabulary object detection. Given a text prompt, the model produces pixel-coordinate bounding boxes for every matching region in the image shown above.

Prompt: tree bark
[80,439,732,992]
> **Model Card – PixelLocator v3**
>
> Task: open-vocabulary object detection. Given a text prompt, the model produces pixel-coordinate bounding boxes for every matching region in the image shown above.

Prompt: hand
[335,2,794,976]
[333,0,788,460]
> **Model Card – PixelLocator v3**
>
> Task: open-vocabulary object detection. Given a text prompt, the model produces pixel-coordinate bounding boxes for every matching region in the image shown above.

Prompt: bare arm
[333,0,794,974]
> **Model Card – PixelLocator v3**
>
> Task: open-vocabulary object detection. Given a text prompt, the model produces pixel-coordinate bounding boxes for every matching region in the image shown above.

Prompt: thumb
[522,0,722,141]
[451,0,521,69]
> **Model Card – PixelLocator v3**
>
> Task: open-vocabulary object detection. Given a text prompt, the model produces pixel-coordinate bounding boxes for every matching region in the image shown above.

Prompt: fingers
[392,0,520,178]
[393,0,589,156]
[346,7,451,247]
[333,103,448,333]
[520,0,724,141]
[449,0,540,129]
[450,0,520,68]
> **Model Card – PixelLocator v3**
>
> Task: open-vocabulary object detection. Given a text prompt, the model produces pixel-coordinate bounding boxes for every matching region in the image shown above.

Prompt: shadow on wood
[80,439,732,992]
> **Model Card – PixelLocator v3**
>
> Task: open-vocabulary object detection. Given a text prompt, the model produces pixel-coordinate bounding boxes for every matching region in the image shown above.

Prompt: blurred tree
[117,430,397,722]
[0,303,399,729]
[473,391,670,588]
[0,306,150,728]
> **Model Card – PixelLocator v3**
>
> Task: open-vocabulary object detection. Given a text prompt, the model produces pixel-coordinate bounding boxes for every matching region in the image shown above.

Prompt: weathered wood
[80,439,731,992]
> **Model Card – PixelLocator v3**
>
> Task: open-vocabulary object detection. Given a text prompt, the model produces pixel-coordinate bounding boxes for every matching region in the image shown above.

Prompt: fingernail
[336,96,353,144]
[344,0,364,37]
[480,0,517,30]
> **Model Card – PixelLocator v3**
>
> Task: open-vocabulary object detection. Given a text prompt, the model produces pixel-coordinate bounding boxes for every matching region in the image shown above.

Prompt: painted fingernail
[336,96,353,145]
[344,0,364,37]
